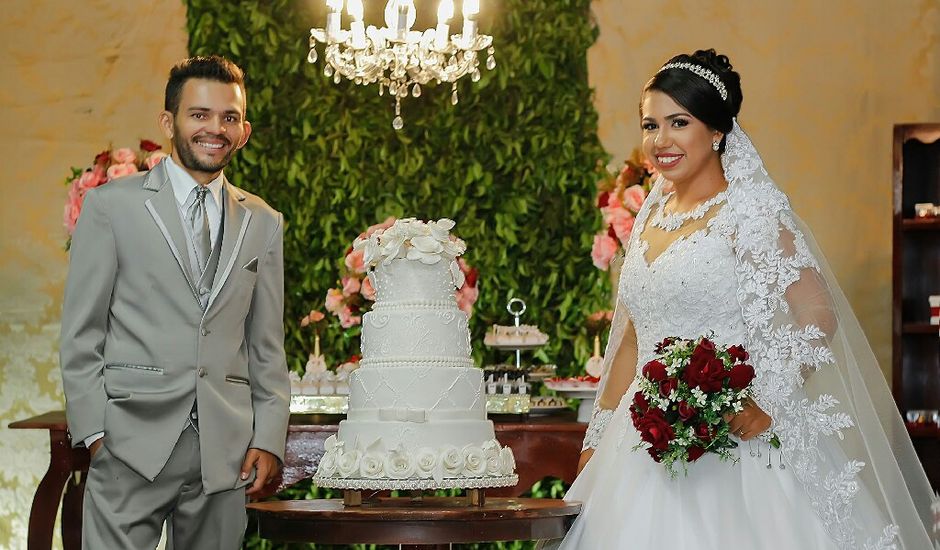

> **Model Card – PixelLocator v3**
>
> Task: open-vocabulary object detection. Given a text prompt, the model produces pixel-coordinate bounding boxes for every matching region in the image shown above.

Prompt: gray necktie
[187,186,211,273]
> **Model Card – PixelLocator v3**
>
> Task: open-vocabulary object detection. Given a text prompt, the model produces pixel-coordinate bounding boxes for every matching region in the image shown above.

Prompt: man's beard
[172,127,237,174]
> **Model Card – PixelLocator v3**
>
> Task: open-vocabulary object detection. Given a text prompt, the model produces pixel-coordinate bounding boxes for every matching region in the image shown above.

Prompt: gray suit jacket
[60,160,290,494]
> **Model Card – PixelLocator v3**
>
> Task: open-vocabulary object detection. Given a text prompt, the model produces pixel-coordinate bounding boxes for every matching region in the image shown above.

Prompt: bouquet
[590,149,657,270]
[630,335,775,477]
[63,140,167,249]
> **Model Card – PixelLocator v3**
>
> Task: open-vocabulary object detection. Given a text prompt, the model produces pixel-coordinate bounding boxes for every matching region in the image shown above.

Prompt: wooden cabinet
[892,123,940,489]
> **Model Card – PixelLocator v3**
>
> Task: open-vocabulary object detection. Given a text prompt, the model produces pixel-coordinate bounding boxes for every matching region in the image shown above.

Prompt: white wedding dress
[548,202,841,549]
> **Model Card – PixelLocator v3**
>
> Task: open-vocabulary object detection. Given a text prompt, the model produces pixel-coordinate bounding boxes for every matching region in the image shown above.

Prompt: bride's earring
[712,140,720,151]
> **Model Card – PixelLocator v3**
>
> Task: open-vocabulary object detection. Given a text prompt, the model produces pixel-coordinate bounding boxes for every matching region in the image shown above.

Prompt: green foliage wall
[185,0,610,374]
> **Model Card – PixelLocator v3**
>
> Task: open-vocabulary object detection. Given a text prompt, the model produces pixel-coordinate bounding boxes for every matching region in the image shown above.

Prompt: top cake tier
[371,259,460,306]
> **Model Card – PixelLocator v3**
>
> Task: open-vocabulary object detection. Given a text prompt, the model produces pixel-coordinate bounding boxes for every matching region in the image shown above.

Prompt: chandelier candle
[348,0,367,49]
[326,0,343,41]
[434,0,453,50]
[462,0,478,42]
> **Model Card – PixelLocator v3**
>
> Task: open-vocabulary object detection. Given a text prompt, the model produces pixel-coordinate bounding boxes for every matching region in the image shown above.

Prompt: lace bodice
[620,204,744,367]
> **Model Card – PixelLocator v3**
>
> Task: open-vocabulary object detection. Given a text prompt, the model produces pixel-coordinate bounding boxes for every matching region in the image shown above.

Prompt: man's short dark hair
[164,55,246,115]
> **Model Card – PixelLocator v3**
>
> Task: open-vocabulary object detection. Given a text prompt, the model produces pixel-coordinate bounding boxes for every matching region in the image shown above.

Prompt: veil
[584,120,938,549]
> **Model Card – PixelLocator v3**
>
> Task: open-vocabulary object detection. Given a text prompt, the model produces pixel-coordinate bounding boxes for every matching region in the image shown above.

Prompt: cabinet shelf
[902,323,939,335]
[901,218,940,230]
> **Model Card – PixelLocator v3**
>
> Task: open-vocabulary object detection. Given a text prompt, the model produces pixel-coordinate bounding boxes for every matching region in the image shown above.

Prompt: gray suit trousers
[82,425,247,550]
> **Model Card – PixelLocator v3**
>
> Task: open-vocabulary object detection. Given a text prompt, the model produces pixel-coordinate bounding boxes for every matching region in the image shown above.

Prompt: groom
[60,55,290,549]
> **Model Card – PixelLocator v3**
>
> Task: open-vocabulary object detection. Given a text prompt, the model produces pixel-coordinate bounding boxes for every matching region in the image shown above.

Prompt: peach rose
[309,310,325,323]
[366,216,397,237]
[78,170,103,191]
[325,288,344,314]
[611,213,636,245]
[63,180,83,234]
[106,162,138,180]
[344,249,366,274]
[622,184,647,212]
[111,147,137,165]
[456,285,479,317]
[591,234,618,271]
[341,276,361,297]
[338,306,362,328]
[145,151,168,170]
[360,276,376,301]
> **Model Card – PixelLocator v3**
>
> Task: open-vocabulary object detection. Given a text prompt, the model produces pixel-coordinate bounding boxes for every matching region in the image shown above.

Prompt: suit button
[201,328,209,336]
[197,368,207,378]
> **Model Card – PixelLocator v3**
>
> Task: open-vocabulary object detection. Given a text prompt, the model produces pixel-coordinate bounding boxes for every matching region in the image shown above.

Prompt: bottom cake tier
[312,423,518,490]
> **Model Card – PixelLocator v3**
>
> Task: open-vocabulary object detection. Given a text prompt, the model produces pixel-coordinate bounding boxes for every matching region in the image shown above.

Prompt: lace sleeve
[582,313,638,451]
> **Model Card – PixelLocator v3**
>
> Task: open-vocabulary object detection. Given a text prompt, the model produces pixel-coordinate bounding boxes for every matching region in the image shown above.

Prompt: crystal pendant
[412,84,421,97]
[307,48,318,63]
[324,65,333,77]
[333,73,341,84]
[486,56,496,70]
[355,77,362,85]
[392,116,404,130]
[471,69,481,82]
[451,90,459,105]
[389,82,399,95]
[379,83,385,96]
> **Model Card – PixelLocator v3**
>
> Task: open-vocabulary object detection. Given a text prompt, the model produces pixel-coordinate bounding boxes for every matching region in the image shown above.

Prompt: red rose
[686,445,706,461]
[659,377,678,398]
[465,267,479,288]
[94,150,110,166]
[654,336,676,353]
[635,409,674,451]
[597,191,610,208]
[727,344,749,362]
[695,422,712,442]
[647,447,663,463]
[727,363,755,390]
[607,225,618,240]
[632,390,650,412]
[642,360,668,382]
[683,356,725,392]
[139,139,162,152]
[677,400,697,421]
[697,338,716,354]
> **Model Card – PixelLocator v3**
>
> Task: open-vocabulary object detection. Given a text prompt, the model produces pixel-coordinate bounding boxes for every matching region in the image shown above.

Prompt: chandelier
[307,0,495,129]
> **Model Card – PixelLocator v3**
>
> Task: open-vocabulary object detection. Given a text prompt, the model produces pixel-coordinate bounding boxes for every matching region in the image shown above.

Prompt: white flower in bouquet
[337,449,361,478]
[441,445,463,476]
[499,447,516,475]
[360,452,385,478]
[414,447,440,480]
[385,448,416,479]
[461,445,487,476]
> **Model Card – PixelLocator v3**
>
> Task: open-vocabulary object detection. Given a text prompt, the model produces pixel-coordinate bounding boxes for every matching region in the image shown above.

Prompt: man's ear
[236,120,252,150]
[159,111,174,140]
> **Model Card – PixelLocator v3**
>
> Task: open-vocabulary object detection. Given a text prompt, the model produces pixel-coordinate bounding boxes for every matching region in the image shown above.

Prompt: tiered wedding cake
[312,218,517,490]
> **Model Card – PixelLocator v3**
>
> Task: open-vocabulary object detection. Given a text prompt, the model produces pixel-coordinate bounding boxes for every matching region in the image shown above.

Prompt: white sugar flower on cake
[354,218,467,268]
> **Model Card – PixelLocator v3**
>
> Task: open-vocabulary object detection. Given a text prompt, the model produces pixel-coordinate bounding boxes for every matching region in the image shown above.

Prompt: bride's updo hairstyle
[644,49,743,153]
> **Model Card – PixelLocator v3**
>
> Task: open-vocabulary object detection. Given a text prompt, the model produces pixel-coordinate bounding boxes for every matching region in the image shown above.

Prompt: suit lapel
[143,162,199,300]
[205,180,251,312]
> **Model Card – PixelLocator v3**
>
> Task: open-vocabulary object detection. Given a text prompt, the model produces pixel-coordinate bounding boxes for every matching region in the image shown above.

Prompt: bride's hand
[577,449,595,475]
[723,398,772,441]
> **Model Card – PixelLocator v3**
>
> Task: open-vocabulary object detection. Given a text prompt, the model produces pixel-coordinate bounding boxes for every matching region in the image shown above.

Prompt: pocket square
[243,257,259,272]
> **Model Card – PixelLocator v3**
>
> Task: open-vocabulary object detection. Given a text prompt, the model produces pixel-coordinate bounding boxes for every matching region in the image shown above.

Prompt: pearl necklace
[649,190,728,232]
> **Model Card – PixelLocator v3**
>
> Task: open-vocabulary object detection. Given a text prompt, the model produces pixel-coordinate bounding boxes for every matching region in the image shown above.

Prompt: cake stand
[542,382,598,423]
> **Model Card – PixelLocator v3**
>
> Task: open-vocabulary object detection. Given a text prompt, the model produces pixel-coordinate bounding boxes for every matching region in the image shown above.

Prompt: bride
[546,50,937,549]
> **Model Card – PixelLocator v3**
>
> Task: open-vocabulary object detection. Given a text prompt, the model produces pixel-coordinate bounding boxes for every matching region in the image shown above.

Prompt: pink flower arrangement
[63,139,167,249]
[590,150,657,270]
[323,217,481,330]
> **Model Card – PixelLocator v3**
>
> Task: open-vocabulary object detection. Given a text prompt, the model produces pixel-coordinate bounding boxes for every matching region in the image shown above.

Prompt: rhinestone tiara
[658,62,728,101]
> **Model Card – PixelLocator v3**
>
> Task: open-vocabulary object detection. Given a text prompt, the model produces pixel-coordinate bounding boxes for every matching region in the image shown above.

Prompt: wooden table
[9,410,585,550]
[248,497,581,548]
